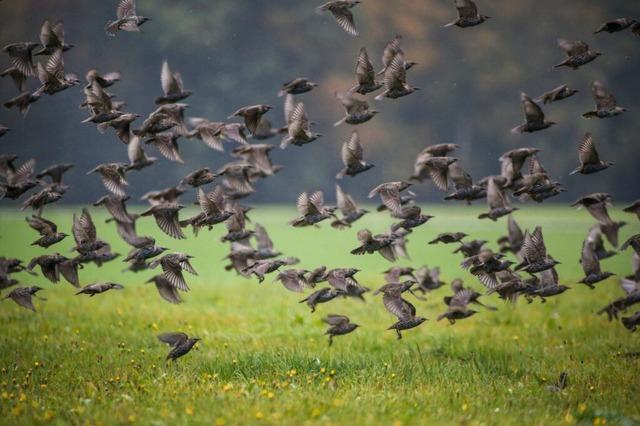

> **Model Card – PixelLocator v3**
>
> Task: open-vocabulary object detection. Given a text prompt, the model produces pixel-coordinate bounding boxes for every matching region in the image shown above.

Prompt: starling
[381,286,427,339]
[36,163,73,186]
[123,244,167,263]
[221,205,253,242]
[334,90,379,126]
[2,286,43,312]
[0,66,28,92]
[351,47,382,95]
[446,279,497,310]
[418,157,458,191]
[623,200,640,220]
[105,0,151,36]
[306,266,329,286]
[462,250,513,289]
[187,118,248,151]
[497,215,524,255]
[253,224,281,259]
[75,282,124,297]
[524,268,569,303]
[535,84,578,104]
[350,229,397,262]
[453,240,486,258]
[299,287,344,313]
[331,184,368,229]
[279,78,318,96]
[444,0,491,28]
[25,215,67,248]
[594,18,637,34]
[281,97,322,148]
[391,205,433,231]
[2,42,38,78]
[229,104,272,136]
[149,253,197,291]
[85,69,121,88]
[514,226,559,274]
[578,240,615,289]
[511,93,556,134]
[87,162,128,197]
[324,315,359,345]
[141,185,186,206]
[0,157,37,200]
[383,266,416,284]
[27,253,80,287]
[316,1,361,36]
[71,208,107,254]
[368,181,412,217]
[429,232,468,245]
[585,225,617,261]
[34,50,80,96]
[554,39,601,69]
[570,193,613,224]
[374,53,419,101]
[126,135,157,171]
[244,258,299,283]
[155,60,192,105]
[94,195,133,224]
[325,268,367,300]
[146,275,182,304]
[140,202,185,239]
[34,20,73,55]
[378,35,417,76]
[336,131,374,178]
[621,234,640,255]
[411,144,458,182]
[597,278,640,321]
[274,269,309,293]
[232,144,281,179]
[290,191,336,227]
[145,132,184,164]
[443,162,486,204]
[3,91,41,116]
[134,104,189,138]
[478,178,518,221]
[582,81,626,119]
[570,133,613,175]
[437,288,479,324]
[622,311,640,332]
[20,185,66,215]
[157,332,200,362]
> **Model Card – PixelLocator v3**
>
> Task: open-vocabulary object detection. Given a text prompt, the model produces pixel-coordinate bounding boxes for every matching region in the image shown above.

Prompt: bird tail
[436,313,447,321]
[569,167,581,176]
[333,117,347,127]
[374,91,387,101]
[280,136,292,150]
[582,111,597,119]
[443,19,457,27]
[350,246,366,255]
[477,212,489,219]
[331,219,349,230]
[510,124,525,134]
[335,169,347,179]
[104,20,120,36]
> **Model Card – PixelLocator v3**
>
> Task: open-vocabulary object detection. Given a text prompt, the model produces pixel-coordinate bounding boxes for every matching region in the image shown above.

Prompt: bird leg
[328,335,333,346]
[395,329,402,340]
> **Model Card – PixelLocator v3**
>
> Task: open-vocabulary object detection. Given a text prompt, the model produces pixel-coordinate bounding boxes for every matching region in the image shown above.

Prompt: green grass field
[0,206,639,425]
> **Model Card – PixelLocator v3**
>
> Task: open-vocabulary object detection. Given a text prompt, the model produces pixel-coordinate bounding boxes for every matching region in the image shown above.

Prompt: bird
[36,163,73,186]
[27,253,80,287]
[157,332,200,362]
[585,225,617,261]
[221,205,253,242]
[578,240,615,289]
[497,215,525,255]
[290,191,336,227]
[622,311,640,332]
[187,118,248,151]
[417,157,458,191]
[155,60,192,105]
[378,35,417,76]
[390,205,433,231]
[453,239,487,258]
[545,372,569,393]
[351,47,382,95]
[514,227,560,274]
[2,286,44,312]
[350,229,397,262]
[145,132,184,164]
[315,1,361,36]
[462,250,513,290]
[336,131,374,178]
[324,315,359,345]
[0,66,28,92]
[0,156,38,200]
[594,18,637,34]
[535,84,578,104]
[524,268,569,303]
[279,78,318,96]
[368,181,412,217]
[437,288,478,324]
[274,269,309,293]
[75,282,124,297]
[582,81,626,119]
[244,258,299,283]
[105,0,151,36]
[85,69,121,88]
[134,103,189,137]
[334,90,379,126]
[216,163,255,199]
[2,42,38,78]
[149,253,197,291]
[126,135,157,171]
[94,195,134,224]
[146,275,182,304]
[87,163,128,197]
[597,278,640,321]
[3,91,41,116]
[446,279,497,310]
[228,105,272,136]
[383,267,416,284]
[554,39,601,69]
[429,232,468,245]
[331,184,368,229]
[71,208,107,255]
[0,124,10,138]
[35,20,73,55]
[232,144,281,179]
[25,215,67,248]
[33,50,80,96]
[299,287,344,313]
[375,53,419,101]
[140,203,185,239]
[380,285,426,339]
[623,200,640,221]
[180,187,233,236]
[478,178,518,221]
[621,234,640,255]
[569,133,613,175]
[281,97,322,148]
[443,162,486,205]
[570,193,626,247]
[410,144,459,182]
[444,0,490,28]
[511,93,556,134]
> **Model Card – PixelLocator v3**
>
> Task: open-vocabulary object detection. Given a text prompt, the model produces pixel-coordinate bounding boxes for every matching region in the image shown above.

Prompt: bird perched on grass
[299,287,344,313]
[511,93,556,134]
[578,240,615,289]
[316,1,361,36]
[290,191,336,227]
[351,47,382,95]
[594,18,638,34]
[157,332,200,362]
[582,81,626,119]
[535,84,578,104]
[570,133,613,175]
[515,227,560,274]
[2,286,44,312]
[155,60,192,105]
[554,39,601,69]
[336,131,374,178]
[478,178,518,221]
[380,285,426,339]
[331,184,368,229]
[429,232,468,245]
[149,253,197,291]
[334,90,379,126]
[105,0,151,36]
[146,275,182,304]
[375,53,419,101]
[279,78,318,96]
[444,0,490,28]
[25,215,67,248]
[75,282,124,297]
[324,315,359,346]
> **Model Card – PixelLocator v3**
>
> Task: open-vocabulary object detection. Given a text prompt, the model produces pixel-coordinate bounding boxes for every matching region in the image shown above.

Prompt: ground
[0,206,639,425]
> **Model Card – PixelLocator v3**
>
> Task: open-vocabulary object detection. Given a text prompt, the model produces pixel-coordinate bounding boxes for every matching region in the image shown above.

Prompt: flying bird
[155,60,192,105]
[554,39,601,69]
[444,0,491,28]
[511,93,556,134]
[336,131,374,178]
[582,81,626,119]
[316,1,361,36]
[324,315,359,345]
[75,282,124,296]
[157,332,200,362]
[351,47,382,94]
[105,0,151,36]
[569,133,613,175]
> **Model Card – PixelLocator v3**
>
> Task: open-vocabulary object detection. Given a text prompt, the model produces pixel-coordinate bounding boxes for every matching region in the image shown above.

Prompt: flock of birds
[1,0,640,361]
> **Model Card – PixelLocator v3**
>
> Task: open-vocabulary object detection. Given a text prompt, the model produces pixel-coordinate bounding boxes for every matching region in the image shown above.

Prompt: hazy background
[1,0,639,205]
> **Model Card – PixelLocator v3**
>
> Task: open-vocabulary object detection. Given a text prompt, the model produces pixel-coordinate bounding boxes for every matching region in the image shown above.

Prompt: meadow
[0,205,639,425]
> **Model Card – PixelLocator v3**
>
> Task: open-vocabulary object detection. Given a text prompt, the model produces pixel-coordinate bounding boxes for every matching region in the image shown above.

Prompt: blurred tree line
[0,0,638,205]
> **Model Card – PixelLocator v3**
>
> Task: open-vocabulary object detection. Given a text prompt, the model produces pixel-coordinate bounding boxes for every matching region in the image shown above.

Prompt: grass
[0,205,639,425]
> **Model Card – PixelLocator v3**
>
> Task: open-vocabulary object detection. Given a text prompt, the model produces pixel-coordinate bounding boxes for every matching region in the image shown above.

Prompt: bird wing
[162,258,189,290]
[9,158,35,185]
[455,0,478,18]
[158,332,188,347]
[73,208,97,244]
[154,206,184,239]
[557,39,588,56]
[254,223,274,250]
[581,240,601,276]
[329,5,358,36]
[381,35,403,69]
[160,61,179,96]
[355,47,375,84]
[26,215,56,236]
[336,184,356,216]
[578,133,600,165]
[309,191,325,211]
[324,314,349,326]
[117,0,137,19]
[449,288,474,309]
[522,94,545,125]
[384,53,407,91]
[10,290,36,311]
[486,178,505,210]
[592,81,616,109]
